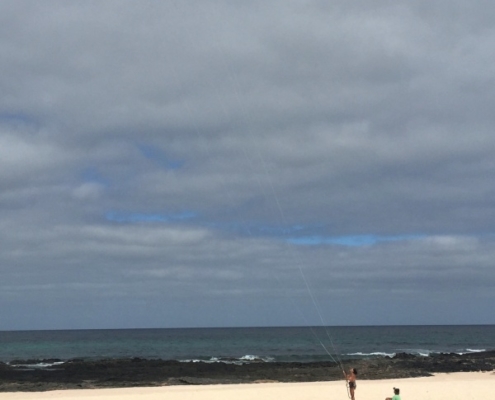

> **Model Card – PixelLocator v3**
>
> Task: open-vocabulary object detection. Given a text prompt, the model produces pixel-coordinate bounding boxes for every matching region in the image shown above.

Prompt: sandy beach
[0,372,492,400]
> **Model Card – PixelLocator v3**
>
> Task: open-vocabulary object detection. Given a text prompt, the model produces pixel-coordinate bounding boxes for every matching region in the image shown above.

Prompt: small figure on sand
[343,367,357,400]
[385,387,401,400]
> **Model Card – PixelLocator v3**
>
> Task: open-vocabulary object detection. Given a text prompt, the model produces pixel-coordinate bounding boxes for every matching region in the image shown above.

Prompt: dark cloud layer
[1,1,494,329]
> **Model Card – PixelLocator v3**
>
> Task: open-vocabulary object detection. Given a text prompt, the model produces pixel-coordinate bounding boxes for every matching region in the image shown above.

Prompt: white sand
[0,372,493,400]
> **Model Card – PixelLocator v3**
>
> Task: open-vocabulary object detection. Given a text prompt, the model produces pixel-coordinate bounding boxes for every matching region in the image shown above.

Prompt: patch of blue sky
[287,234,425,247]
[106,211,196,223]
[137,143,184,170]
[0,112,39,128]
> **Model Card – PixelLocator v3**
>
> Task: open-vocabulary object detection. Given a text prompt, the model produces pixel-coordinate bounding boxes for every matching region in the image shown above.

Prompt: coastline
[0,372,493,399]
[1,350,494,392]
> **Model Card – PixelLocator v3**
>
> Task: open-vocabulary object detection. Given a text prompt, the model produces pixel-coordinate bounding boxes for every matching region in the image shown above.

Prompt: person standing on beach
[385,387,401,400]
[343,367,357,400]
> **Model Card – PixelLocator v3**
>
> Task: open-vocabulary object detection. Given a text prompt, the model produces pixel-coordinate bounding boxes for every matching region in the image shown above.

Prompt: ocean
[1,325,493,367]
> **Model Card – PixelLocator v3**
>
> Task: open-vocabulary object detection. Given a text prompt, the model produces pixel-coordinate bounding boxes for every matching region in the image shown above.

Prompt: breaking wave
[180,355,275,364]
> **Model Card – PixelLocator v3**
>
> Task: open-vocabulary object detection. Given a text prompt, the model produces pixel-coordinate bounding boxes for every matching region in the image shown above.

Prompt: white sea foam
[12,361,65,369]
[397,348,434,357]
[456,348,486,355]
[179,355,273,364]
[240,354,274,362]
[179,358,218,363]
[240,355,259,361]
[402,348,487,356]
[347,352,396,358]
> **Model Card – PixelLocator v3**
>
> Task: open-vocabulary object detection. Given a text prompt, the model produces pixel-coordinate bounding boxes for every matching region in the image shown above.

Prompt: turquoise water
[0,325,493,364]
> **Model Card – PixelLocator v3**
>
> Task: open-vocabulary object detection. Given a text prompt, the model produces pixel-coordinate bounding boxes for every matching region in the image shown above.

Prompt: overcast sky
[1,0,494,330]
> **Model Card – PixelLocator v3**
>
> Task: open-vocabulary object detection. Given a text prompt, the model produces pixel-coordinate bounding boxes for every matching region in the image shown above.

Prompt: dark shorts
[349,381,356,389]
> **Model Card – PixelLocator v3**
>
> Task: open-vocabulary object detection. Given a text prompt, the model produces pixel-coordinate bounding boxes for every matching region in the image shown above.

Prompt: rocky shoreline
[1,351,494,392]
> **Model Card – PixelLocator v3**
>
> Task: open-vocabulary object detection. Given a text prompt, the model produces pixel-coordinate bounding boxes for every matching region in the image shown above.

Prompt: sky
[1,0,495,330]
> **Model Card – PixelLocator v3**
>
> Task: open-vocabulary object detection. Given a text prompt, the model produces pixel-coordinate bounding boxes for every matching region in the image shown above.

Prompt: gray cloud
[1,0,494,329]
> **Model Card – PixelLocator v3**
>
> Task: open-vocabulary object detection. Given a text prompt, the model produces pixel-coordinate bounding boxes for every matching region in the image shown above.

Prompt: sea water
[0,325,493,366]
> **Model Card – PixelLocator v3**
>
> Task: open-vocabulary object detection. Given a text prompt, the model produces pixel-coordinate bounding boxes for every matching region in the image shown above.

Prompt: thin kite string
[162,2,345,373]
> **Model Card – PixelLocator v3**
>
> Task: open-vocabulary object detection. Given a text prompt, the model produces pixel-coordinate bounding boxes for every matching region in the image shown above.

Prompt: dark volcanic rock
[392,352,418,360]
[0,351,494,392]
